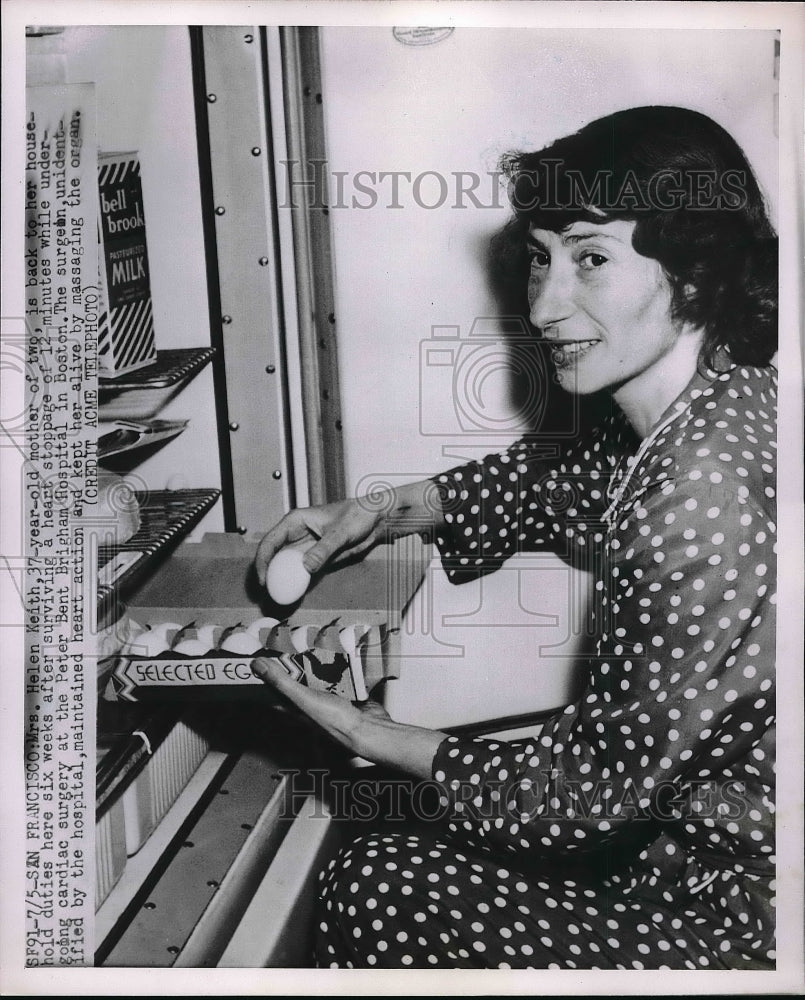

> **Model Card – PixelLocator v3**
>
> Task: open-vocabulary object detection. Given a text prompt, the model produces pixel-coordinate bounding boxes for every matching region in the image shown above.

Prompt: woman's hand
[254,479,445,582]
[252,656,446,781]
[254,497,385,581]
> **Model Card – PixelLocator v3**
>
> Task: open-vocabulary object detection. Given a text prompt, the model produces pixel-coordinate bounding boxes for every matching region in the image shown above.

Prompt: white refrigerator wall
[318,27,779,727]
[321,26,778,489]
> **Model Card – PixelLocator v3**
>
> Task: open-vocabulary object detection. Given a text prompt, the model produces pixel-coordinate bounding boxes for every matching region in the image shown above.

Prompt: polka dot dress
[316,362,777,969]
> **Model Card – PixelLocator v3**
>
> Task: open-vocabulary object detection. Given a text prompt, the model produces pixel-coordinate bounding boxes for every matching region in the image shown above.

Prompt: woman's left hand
[252,656,446,780]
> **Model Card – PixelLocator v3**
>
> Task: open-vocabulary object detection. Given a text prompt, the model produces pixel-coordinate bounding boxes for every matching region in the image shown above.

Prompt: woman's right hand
[254,497,386,583]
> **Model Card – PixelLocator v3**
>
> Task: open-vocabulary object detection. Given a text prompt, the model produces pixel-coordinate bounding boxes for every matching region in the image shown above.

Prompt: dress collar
[602,352,740,528]
[639,349,739,442]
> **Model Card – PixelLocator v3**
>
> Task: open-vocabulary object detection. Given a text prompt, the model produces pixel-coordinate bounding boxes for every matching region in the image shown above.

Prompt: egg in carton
[240,614,377,701]
[250,618,296,656]
[283,618,363,701]
[118,621,188,658]
[307,619,375,701]
[106,614,363,702]
[104,618,243,701]
[108,602,395,702]
[211,614,368,700]
[245,616,283,646]
[174,622,228,656]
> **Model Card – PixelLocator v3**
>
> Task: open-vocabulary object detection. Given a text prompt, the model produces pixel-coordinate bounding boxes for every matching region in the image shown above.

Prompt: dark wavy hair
[495,106,778,369]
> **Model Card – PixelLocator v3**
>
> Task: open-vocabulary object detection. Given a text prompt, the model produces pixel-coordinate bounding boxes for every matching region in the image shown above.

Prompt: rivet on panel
[265,364,276,374]
[272,470,283,480]
[237,525,247,535]
[222,315,232,325]
[167,945,180,956]
[259,256,270,266]
[215,206,226,216]
[229,421,239,432]
[244,33,254,43]
[144,901,157,910]
[251,146,262,157]
[207,93,217,103]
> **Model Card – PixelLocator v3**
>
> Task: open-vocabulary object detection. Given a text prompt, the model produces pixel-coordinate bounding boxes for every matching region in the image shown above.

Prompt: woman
[253,106,777,969]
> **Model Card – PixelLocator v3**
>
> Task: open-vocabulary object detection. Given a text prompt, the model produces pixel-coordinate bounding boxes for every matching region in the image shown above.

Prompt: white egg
[265,547,311,605]
[338,626,357,657]
[338,623,371,656]
[290,624,318,654]
[219,630,264,655]
[339,624,371,702]
[246,616,281,637]
[151,621,184,642]
[121,631,171,657]
[173,638,212,657]
[354,622,372,642]
[193,623,222,650]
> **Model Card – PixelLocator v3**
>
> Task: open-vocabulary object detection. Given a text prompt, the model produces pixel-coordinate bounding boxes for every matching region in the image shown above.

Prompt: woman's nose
[529,264,574,333]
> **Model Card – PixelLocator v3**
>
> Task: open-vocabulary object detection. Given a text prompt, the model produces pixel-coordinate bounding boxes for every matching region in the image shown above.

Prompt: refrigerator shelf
[97,488,221,627]
[99,347,215,391]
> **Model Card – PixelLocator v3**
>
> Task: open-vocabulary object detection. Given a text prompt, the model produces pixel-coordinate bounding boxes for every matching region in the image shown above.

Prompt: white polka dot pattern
[316,362,777,969]
[317,831,774,968]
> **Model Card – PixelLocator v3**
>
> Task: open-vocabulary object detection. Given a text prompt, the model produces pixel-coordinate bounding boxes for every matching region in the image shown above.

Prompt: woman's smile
[528,219,705,436]
[548,338,600,368]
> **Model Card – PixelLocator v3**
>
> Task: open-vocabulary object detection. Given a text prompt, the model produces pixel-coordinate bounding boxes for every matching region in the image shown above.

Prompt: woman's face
[527,219,691,408]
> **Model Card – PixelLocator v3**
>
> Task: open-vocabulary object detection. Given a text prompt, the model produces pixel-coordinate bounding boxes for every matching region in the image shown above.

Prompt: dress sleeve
[432,415,630,583]
[431,468,776,866]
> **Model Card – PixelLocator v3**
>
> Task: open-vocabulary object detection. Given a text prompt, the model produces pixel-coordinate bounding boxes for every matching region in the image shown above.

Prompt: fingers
[302,509,375,574]
[255,500,379,581]
[254,514,306,579]
[252,655,361,751]
[251,655,290,687]
[252,656,334,707]
[302,531,347,574]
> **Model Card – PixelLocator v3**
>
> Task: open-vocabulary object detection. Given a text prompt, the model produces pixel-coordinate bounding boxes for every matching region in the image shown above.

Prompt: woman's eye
[579,251,608,269]
[529,250,549,268]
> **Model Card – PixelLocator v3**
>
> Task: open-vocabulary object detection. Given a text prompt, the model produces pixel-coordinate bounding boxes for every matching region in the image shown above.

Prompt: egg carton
[105,533,429,703]
[103,613,391,703]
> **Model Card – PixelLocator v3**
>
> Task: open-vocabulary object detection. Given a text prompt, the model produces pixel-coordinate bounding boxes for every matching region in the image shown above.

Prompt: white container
[96,796,127,909]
